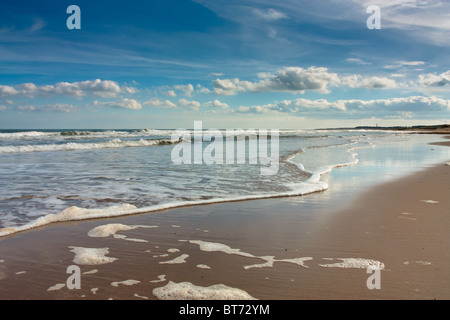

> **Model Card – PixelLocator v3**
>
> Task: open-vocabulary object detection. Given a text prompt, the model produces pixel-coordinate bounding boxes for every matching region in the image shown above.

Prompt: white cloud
[17,103,76,113]
[0,85,18,98]
[341,75,398,89]
[210,67,404,95]
[0,80,136,100]
[173,84,194,97]
[418,70,450,87]
[384,61,426,70]
[0,105,7,110]
[236,96,450,119]
[177,98,201,111]
[143,98,201,110]
[253,8,287,20]
[209,72,224,77]
[164,90,177,97]
[212,67,340,95]
[30,18,46,32]
[203,100,229,108]
[346,58,371,65]
[143,98,177,109]
[95,98,142,110]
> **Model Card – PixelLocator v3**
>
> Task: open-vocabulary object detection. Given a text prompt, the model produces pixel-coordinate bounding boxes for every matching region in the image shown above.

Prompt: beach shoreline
[0,137,449,300]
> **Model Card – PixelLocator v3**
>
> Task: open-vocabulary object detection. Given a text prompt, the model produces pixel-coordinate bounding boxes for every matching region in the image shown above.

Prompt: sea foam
[69,246,117,265]
[152,281,257,300]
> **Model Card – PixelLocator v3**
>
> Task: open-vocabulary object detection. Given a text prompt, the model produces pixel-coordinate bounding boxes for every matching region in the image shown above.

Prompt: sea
[0,128,449,237]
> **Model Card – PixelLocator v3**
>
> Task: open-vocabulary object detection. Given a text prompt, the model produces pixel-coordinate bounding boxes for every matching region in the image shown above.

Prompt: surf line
[170,120,279,176]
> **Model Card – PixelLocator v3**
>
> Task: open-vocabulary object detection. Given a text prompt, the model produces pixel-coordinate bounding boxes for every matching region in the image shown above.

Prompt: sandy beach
[0,138,449,301]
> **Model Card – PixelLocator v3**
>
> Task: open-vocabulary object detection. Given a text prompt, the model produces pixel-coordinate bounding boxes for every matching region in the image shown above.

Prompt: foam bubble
[69,246,117,265]
[152,281,257,300]
[196,264,211,269]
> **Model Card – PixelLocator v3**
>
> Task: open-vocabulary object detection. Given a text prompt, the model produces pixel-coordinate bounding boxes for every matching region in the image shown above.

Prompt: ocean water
[0,128,448,237]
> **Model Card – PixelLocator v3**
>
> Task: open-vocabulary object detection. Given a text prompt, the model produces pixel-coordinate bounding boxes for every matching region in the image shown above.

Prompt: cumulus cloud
[143,98,177,109]
[143,98,201,110]
[418,70,450,87]
[210,67,403,95]
[0,85,18,98]
[177,98,201,111]
[164,90,177,97]
[341,75,398,89]
[173,84,194,96]
[236,96,450,119]
[95,98,142,110]
[0,80,137,100]
[212,67,340,95]
[17,103,76,113]
[203,100,229,109]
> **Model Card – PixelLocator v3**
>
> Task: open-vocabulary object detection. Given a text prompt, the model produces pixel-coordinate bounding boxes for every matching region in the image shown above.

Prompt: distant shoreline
[318,124,450,134]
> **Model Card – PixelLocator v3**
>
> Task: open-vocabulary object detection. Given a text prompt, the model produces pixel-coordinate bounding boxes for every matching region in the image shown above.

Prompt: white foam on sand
[168,248,180,253]
[159,254,189,264]
[398,216,417,221]
[421,200,439,204]
[244,256,312,270]
[69,246,117,265]
[149,275,167,283]
[319,258,385,269]
[111,279,141,287]
[47,283,65,291]
[134,293,149,299]
[183,240,312,270]
[87,223,156,243]
[182,240,254,258]
[445,162,450,166]
[152,281,257,300]
[83,269,98,275]
[196,264,211,269]
[415,260,432,265]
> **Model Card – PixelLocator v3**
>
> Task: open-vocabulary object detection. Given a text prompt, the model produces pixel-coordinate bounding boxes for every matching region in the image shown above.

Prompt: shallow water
[0,128,448,236]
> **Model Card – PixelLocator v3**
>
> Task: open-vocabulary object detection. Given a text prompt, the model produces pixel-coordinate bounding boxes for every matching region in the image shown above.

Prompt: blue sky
[0,0,449,129]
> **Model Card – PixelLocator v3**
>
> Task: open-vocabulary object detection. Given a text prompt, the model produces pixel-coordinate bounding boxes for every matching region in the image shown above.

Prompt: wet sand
[0,143,449,300]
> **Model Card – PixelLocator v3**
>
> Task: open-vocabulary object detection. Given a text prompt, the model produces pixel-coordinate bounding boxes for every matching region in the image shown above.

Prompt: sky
[0,0,449,129]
